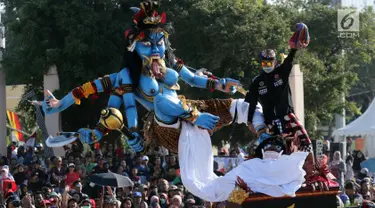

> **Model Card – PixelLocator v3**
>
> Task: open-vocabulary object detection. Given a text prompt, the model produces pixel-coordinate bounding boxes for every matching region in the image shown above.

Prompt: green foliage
[3,0,375,146]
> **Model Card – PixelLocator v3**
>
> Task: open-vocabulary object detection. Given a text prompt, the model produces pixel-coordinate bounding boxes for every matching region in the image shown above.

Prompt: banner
[6,110,24,142]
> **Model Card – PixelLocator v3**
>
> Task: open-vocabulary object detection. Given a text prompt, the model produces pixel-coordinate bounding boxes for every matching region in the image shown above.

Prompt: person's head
[133,192,142,204]
[74,157,81,165]
[229,149,237,157]
[345,181,355,196]
[158,179,169,193]
[142,156,149,165]
[361,178,371,192]
[68,198,78,208]
[34,192,44,206]
[186,198,195,207]
[136,157,143,165]
[361,168,369,177]
[159,193,168,205]
[140,184,148,197]
[67,155,74,163]
[260,49,277,73]
[10,158,17,165]
[132,167,138,176]
[6,195,21,208]
[68,163,75,172]
[82,198,93,207]
[169,155,176,164]
[121,160,127,167]
[72,193,81,203]
[85,155,92,163]
[334,151,341,160]
[122,197,133,208]
[117,166,124,174]
[98,157,105,166]
[171,195,182,207]
[31,172,39,180]
[140,201,148,208]
[56,157,62,166]
[346,155,353,164]
[17,165,24,173]
[73,180,82,193]
[154,157,161,166]
[357,151,363,158]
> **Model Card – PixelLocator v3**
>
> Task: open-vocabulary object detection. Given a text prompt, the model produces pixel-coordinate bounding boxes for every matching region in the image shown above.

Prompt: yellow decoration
[100,108,124,130]
[81,82,96,98]
[287,204,295,208]
[72,94,81,105]
[227,186,249,205]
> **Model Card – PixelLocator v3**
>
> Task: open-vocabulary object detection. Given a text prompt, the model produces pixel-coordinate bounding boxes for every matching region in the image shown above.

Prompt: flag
[6,110,24,142]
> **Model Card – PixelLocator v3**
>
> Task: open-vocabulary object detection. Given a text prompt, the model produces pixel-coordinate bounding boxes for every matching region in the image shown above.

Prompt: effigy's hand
[194,112,219,131]
[29,90,61,114]
[78,128,103,144]
[127,132,145,152]
[289,23,310,49]
[217,78,242,95]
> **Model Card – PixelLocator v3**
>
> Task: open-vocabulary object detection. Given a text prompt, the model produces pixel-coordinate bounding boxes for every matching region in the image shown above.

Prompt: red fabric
[160,12,167,24]
[66,172,80,188]
[115,148,125,158]
[1,179,17,193]
[90,199,96,208]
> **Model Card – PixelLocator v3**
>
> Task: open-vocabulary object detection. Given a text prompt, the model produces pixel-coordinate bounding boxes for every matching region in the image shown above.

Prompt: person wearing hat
[133,191,143,207]
[81,198,94,208]
[28,171,44,193]
[244,23,313,160]
[66,163,80,188]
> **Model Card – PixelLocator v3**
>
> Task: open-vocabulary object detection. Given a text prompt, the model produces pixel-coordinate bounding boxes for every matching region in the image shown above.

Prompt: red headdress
[125,0,171,51]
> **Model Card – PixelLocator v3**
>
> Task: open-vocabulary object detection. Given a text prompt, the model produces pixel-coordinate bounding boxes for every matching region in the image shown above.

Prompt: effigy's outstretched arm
[154,93,219,131]
[79,69,143,152]
[173,59,240,94]
[42,73,117,114]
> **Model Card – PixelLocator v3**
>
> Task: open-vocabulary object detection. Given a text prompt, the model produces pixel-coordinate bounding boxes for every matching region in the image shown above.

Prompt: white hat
[361,168,369,174]
[68,163,75,167]
[142,156,149,161]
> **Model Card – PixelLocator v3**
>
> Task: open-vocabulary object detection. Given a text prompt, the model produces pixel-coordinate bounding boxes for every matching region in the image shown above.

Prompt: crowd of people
[3,137,375,208]
[0,141,230,208]
[331,150,375,207]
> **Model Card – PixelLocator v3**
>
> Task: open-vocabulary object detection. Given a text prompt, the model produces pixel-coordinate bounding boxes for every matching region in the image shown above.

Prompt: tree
[4,0,373,148]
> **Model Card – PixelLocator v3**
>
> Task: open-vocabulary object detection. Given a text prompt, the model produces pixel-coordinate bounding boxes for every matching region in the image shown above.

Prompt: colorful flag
[6,110,24,142]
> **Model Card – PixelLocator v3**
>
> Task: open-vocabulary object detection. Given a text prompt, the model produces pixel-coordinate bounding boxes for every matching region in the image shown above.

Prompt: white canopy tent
[333,98,375,158]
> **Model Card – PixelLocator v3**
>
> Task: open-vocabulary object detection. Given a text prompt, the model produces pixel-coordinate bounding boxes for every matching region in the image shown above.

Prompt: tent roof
[333,98,375,137]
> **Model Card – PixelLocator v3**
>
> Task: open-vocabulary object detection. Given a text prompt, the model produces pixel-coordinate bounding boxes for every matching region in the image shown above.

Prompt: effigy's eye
[157,39,164,45]
[142,41,152,46]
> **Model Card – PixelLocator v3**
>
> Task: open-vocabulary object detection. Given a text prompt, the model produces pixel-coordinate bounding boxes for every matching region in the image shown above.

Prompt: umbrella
[360,158,375,173]
[89,172,134,188]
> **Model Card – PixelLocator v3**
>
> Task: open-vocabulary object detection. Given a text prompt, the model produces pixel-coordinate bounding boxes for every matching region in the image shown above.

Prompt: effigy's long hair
[122,0,175,88]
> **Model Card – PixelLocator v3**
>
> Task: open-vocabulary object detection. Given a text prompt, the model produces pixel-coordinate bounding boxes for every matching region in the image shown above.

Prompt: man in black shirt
[245,23,311,154]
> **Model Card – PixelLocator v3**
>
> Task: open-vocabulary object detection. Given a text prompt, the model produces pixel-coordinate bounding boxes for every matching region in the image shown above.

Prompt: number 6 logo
[341,11,355,30]
[338,9,359,32]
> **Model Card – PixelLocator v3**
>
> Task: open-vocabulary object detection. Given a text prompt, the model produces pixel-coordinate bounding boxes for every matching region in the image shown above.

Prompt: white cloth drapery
[177,122,308,202]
